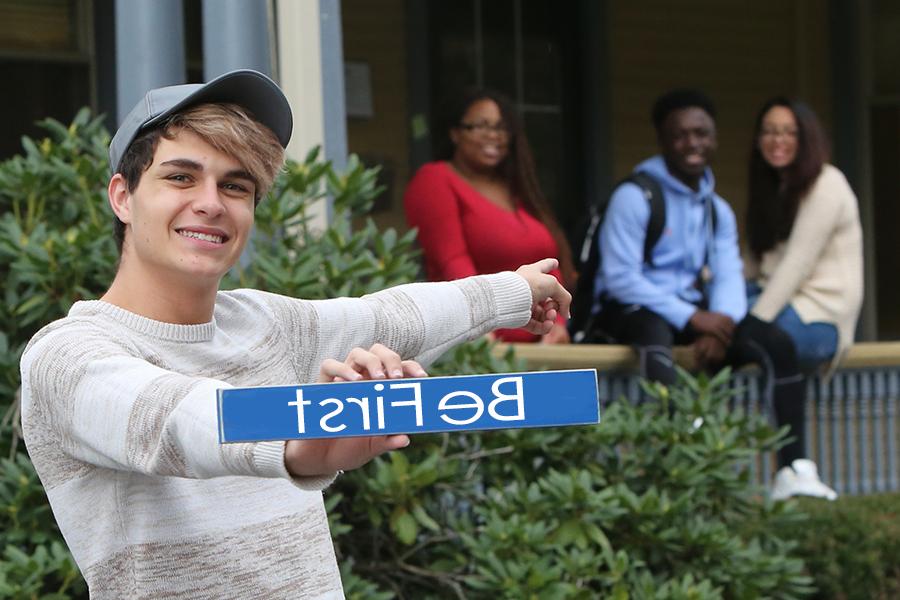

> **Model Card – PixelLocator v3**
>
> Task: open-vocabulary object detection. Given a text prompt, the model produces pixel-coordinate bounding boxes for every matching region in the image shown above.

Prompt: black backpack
[568,172,666,343]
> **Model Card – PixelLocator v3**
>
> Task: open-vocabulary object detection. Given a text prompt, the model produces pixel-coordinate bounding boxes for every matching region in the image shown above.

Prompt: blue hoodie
[592,155,747,330]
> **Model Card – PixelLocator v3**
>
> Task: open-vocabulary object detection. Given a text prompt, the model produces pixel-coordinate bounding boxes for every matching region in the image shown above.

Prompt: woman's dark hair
[436,87,576,288]
[746,96,829,258]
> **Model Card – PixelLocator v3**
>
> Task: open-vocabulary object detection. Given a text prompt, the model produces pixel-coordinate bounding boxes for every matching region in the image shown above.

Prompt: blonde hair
[162,102,285,198]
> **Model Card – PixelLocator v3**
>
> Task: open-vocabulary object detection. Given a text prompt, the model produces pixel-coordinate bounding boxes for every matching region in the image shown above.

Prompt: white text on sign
[288,376,526,434]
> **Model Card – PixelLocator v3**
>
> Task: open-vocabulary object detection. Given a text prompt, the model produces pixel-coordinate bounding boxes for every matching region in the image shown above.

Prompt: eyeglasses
[457,121,510,137]
[760,128,798,140]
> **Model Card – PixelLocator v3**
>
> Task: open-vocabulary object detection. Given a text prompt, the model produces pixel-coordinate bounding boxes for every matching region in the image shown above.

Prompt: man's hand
[693,334,727,368]
[515,259,572,335]
[541,323,571,344]
[688,310,735,346]
[314,344,426,383]
[284,344,426,478]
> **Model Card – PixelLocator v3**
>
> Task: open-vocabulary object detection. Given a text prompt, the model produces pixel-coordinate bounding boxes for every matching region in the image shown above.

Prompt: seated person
[745,96,864,372]
[591,88,836,501]
[404,87,575,344]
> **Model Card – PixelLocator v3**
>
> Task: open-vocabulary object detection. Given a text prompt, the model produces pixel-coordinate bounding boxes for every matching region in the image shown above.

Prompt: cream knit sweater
[748,164,864,358]
[20,273,532,599]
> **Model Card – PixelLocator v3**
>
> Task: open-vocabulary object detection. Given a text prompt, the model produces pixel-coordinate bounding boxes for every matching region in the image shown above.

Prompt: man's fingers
[526,297,561,334]
[545,290,571,320]
[345,348,387,379]
[540,286,571,321]
[401,360,428,378]
[716,328,732,345]
[694,335,726,367]
[705,325,729,345]
[514,259,571,321]
[378,434,410,451]
[534,258,559,274]
[318,358,363,383]
[542,298,560,313]
[286,434,411,477]
[541,323,571,344]
[558,291,572,319]
[524,317,554,335]
[368,343,404,378]
[323,345,419,383]
[346,344,404,379]
[709,315,735,341]
[547,287,571,320]
[358,435,411,465]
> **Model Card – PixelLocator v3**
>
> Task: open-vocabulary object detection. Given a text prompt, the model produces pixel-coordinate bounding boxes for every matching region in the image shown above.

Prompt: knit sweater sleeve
[751,167,848,322]
[19,324,328,490]
[261,271,533,376]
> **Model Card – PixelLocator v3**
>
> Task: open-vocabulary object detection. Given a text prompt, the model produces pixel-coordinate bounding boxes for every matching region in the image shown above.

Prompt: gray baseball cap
[109,69,293,174]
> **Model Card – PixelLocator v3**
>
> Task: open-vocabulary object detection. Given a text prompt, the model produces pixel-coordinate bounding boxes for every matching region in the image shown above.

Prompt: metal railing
[596,367,900,495]
[498,342,900,495]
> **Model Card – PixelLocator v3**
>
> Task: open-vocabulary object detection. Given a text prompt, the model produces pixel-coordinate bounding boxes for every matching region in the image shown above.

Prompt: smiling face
[449,98,510,173]
[108,129,256,289]
[658,107,717,189]
[758,105,799,169]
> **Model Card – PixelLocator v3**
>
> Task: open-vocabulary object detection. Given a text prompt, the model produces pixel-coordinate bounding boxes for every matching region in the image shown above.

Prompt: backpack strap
[697,194,719,297]
[568,171,665,343]
[622,172,666,266]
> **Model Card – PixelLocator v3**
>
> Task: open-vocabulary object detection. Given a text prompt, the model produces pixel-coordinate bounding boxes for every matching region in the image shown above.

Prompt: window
[427,0,580,228]
[0,0,93,160]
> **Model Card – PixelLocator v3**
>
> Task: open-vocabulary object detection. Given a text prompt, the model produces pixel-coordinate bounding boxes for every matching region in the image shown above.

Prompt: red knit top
[403,161,565,342]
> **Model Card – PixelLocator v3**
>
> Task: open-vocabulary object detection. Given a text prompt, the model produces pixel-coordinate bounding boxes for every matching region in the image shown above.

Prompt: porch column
[114,0,186,124]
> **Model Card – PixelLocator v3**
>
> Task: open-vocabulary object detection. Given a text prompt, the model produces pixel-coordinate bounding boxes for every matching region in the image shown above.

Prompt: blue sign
[217,369,599,442]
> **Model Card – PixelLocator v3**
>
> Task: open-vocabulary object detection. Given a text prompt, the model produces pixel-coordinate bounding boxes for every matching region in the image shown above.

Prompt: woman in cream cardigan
[745,97,864,373]
[746,97,864,501]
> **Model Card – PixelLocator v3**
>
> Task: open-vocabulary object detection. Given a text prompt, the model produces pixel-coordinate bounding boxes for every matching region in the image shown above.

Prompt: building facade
[1,0,896,340]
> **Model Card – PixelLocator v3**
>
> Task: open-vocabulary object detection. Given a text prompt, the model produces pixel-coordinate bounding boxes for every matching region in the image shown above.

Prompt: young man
[19,69,570,598]
[591,89,836,501]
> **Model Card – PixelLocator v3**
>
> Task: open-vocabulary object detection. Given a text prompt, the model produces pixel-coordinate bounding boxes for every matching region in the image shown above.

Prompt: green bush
[777,493,900,600]
[328,372,815,599]
[222,145,421,298]
[0,109,110,599]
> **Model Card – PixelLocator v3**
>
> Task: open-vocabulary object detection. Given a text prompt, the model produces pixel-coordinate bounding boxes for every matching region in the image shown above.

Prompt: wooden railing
[494,341,900,372]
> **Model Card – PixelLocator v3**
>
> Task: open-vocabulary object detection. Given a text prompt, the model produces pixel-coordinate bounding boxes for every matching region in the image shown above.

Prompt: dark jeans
[595,302,805,468]
[746,282,838,370]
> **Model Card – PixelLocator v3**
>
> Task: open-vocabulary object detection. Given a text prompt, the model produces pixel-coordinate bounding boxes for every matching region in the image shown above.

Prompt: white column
[276,0,328,227]
[276,1,325,162]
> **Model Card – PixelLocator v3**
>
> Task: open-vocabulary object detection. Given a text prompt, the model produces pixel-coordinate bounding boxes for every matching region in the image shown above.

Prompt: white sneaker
[770,459,838,501]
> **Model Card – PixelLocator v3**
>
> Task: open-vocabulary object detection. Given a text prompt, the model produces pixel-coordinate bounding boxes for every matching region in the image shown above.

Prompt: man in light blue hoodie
[591,89,836,500]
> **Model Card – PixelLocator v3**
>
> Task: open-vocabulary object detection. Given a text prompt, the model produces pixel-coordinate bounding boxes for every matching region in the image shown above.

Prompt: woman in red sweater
[404,88,575,343]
